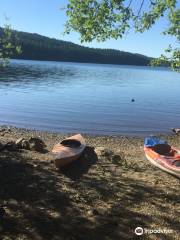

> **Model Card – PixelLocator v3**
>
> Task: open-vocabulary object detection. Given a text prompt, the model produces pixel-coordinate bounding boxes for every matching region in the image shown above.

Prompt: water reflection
[0,60,179,136]
[0,61,77,90]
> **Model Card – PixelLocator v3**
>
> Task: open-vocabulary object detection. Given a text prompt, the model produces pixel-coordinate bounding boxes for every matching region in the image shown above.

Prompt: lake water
[0,59,179,136]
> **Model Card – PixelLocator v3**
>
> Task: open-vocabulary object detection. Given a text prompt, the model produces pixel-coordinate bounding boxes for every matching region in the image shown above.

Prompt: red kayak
[144,137,180,178]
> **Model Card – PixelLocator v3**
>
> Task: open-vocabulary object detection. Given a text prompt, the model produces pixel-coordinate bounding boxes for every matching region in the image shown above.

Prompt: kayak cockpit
[61,139,81,148]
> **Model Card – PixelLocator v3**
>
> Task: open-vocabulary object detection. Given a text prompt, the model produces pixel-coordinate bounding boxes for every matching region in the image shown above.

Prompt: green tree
[65,0,180,71]
[0,23,21,67]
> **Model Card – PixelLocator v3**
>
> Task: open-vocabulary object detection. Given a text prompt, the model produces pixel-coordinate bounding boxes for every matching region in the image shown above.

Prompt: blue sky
[0,0,178,57]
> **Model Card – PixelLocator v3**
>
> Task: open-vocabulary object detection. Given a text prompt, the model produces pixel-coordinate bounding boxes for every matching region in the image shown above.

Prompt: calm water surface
[0,60,179,136]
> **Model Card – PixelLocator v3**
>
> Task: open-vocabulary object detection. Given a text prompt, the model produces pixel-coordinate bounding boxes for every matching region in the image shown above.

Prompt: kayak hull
[144,146,180,178]
[52,134,86,168]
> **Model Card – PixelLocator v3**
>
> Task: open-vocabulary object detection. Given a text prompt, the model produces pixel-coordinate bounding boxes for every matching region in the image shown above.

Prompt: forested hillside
[0,28,151,66]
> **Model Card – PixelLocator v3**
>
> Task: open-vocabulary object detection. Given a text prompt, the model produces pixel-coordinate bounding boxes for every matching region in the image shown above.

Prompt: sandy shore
[0,126,179,240]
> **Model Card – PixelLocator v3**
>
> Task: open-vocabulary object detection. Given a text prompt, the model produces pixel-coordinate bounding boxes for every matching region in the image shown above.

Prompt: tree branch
[128,0,133,8]
[137,0,145,17]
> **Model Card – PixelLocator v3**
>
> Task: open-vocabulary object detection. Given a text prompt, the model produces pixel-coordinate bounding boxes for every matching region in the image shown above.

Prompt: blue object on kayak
[144,136,167,147]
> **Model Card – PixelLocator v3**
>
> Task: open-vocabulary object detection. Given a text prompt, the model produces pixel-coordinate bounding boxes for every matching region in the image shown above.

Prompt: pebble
[29,137,46,152]
[95,147,113,157]
[112,154,122,164]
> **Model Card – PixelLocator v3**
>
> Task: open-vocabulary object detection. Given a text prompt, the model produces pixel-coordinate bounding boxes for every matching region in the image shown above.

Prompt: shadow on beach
[60,146,98,181]
[0,148,179,240]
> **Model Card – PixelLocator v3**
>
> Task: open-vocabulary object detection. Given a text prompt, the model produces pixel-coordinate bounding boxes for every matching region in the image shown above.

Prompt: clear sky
[0,0,178,57]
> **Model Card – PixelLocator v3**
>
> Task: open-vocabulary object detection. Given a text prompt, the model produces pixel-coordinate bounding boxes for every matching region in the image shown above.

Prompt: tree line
[0,27,151,66]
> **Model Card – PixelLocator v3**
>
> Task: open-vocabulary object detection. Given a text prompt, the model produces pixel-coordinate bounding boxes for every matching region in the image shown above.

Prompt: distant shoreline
[0,27,151,66]
[12,58,152,68]
[9,59,170,72]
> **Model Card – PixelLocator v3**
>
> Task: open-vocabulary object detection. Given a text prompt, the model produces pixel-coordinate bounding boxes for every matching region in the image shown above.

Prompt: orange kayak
[144,137,180,178]
[52,134,86,168]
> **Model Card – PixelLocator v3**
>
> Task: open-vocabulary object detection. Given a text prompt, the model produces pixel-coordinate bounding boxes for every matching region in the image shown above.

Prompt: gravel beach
[0,126,179,240]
